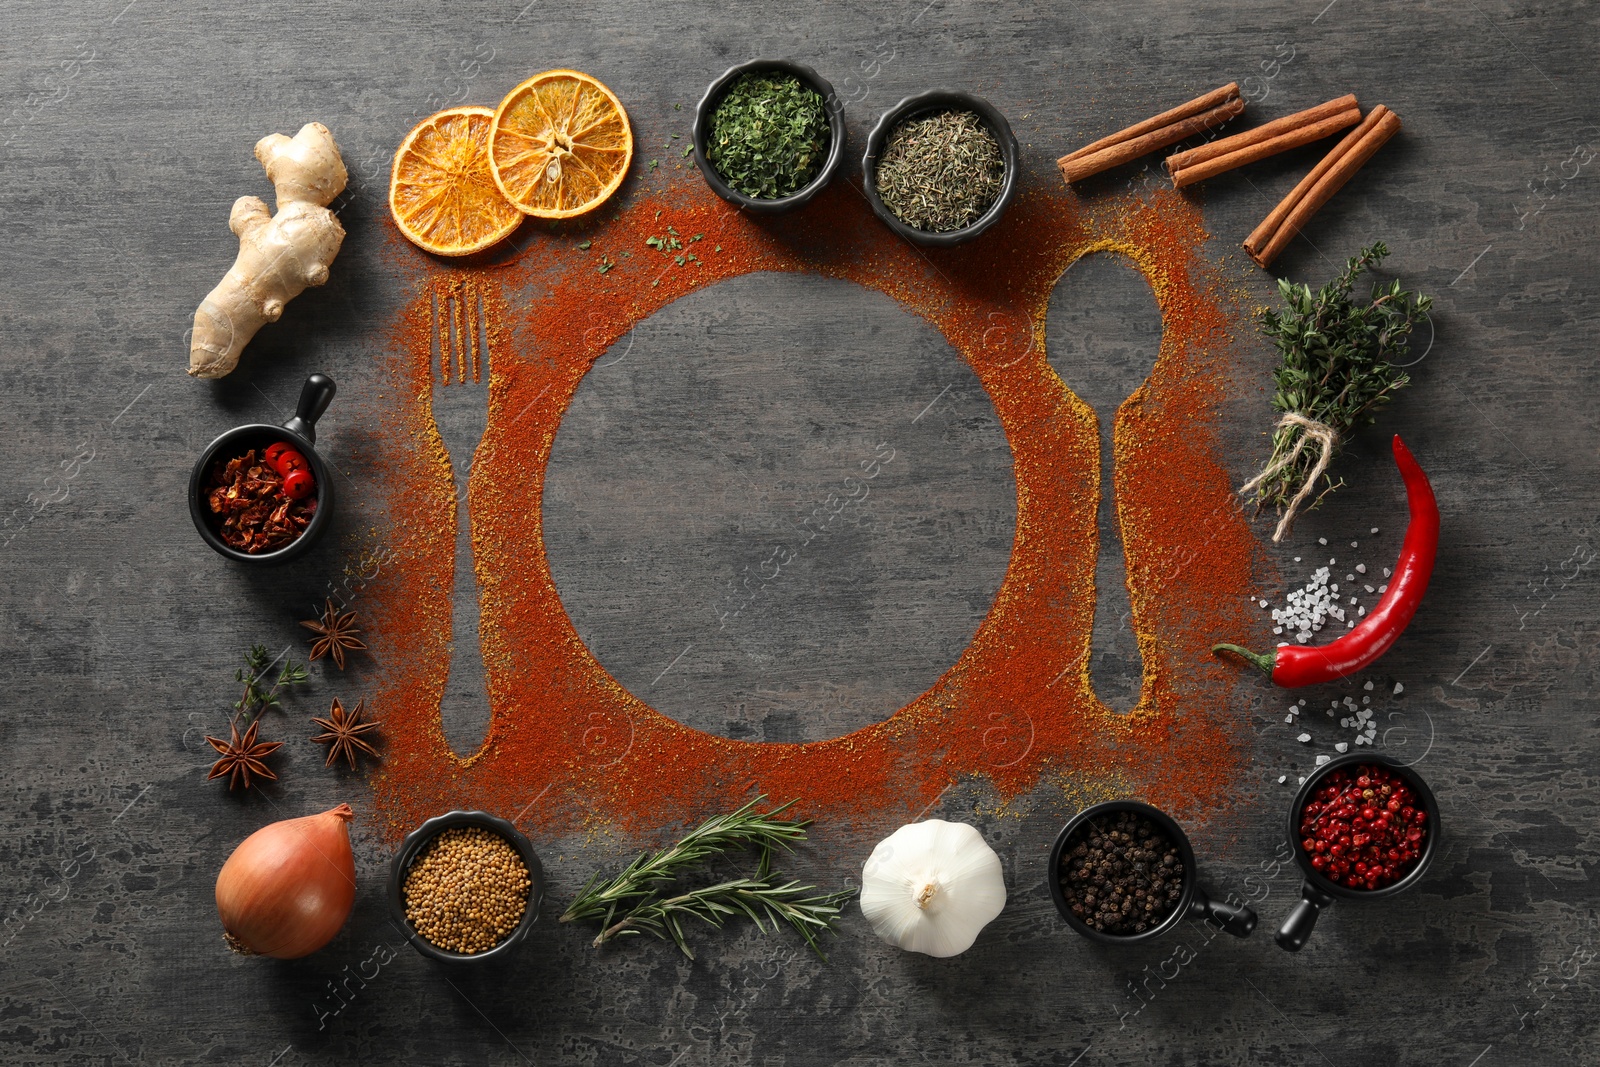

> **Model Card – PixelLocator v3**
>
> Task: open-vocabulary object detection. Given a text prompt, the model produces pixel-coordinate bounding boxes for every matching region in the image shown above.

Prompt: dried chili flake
[206,448,315,553]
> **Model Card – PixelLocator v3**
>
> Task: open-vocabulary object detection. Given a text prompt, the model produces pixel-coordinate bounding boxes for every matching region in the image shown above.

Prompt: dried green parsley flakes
[706,72,830,199]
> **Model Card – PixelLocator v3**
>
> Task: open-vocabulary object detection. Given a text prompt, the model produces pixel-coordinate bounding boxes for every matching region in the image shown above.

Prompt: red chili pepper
[1213,434,1439,687]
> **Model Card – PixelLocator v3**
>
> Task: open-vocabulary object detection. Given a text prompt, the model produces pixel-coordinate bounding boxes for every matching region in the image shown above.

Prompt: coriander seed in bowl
[388,810,544,962]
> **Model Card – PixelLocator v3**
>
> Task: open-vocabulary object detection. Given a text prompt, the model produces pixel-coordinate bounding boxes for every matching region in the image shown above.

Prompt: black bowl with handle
[1275,752,1440,952]
[1048,800,1257,945]
[692,58,847,214]
[388,809,546,964]
[188,373,336,565]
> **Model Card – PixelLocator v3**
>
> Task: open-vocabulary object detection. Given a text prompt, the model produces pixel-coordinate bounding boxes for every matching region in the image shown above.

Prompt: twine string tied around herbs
[1238,412,1339,543]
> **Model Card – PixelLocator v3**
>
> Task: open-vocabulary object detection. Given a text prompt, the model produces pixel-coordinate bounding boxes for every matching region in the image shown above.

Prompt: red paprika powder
[356,176,1261,842]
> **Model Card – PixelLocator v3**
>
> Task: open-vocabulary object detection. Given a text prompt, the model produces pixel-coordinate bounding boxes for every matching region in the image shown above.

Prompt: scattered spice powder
[360,172,1258,843]
[205,448,315,553]
[402,826,530,954]
[874,110,1005,232]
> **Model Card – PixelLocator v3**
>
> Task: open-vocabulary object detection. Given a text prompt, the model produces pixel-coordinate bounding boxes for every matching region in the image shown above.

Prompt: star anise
[300,598,366,670]
[310,697,382,770]
[205,720,284,791]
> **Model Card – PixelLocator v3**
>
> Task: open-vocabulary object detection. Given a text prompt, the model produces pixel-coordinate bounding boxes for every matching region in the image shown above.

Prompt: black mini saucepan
[188,374,337,565]
[1276,752,1441,951]
[1049,800,1257,945]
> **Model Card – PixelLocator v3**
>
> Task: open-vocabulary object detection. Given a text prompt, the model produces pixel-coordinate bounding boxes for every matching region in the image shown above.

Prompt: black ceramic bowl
[388,809,546,964]
[862,89,1020,248]
[1049,800,1256,945]
[188,374,336,565]
[1275,752,1440,952]
[693,58,846,214]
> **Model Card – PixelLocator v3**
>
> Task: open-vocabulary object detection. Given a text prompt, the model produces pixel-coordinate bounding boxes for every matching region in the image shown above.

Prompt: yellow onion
[216,803,356,958]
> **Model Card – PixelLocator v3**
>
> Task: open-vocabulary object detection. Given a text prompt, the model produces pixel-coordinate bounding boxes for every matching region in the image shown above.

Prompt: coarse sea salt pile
[1259,531,1406,784]
[1333,693,1380,746]
[1267,564,1347,643]
[1258,534,1390,644]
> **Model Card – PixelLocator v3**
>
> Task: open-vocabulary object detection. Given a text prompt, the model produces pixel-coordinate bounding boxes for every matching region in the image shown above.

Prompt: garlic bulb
[860,820,1006,957]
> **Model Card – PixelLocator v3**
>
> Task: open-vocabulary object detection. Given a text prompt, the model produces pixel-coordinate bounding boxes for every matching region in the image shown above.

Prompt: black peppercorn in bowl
[387,809,545,964]
[1275,753,1440,952]
[692,58,846,214]
[862,89,1020,248]
[1048,800,1256,945]
[188,373,336,565]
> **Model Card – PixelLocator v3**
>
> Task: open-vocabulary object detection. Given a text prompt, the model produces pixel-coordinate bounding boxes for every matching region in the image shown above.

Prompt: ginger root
[189,122,348,379]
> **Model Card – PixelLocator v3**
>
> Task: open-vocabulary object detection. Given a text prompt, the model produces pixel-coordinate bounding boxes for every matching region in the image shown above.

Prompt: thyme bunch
[1248,242,1432,527]
[560,796,855,960]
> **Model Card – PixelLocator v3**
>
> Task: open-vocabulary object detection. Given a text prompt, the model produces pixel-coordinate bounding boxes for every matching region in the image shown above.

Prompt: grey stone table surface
[2,1,1597,1064]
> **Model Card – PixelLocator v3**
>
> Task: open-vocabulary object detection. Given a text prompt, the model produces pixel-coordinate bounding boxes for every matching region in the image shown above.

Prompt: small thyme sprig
[560,796,855,960]
[233,643,310,726]
[1249,242,1432,523]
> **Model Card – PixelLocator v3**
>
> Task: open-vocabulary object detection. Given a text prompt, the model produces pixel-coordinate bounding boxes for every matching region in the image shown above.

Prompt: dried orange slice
[390,106,523,256]
[489,70,633,219]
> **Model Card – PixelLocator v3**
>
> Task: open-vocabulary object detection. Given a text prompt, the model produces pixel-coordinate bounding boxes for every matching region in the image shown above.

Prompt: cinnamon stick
[1243,105,1403,268]
[1061,83,1241,162]
[1166,94,1358,171]
[1166,95,1362,189]
[1058,83,1243,184]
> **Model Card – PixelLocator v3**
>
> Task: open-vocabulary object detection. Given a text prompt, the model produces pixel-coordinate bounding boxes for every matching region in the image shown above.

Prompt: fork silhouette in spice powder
[429,282,494,755]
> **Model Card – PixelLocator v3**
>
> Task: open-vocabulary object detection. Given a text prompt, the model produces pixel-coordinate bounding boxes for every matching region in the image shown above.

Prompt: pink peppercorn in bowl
[1276,753,1441,952]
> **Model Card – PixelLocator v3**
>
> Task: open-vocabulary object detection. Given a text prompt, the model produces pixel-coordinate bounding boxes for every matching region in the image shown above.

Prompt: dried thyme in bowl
[707,71,830,200]
[875,109,1005,233]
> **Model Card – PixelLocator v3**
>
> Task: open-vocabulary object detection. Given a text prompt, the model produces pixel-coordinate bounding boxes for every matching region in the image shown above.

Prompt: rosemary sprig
[1250,241,1432,519]
[592,845,856,961]
[561,796,811,926]
[560,796,855,960]
[233,643,310,726]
